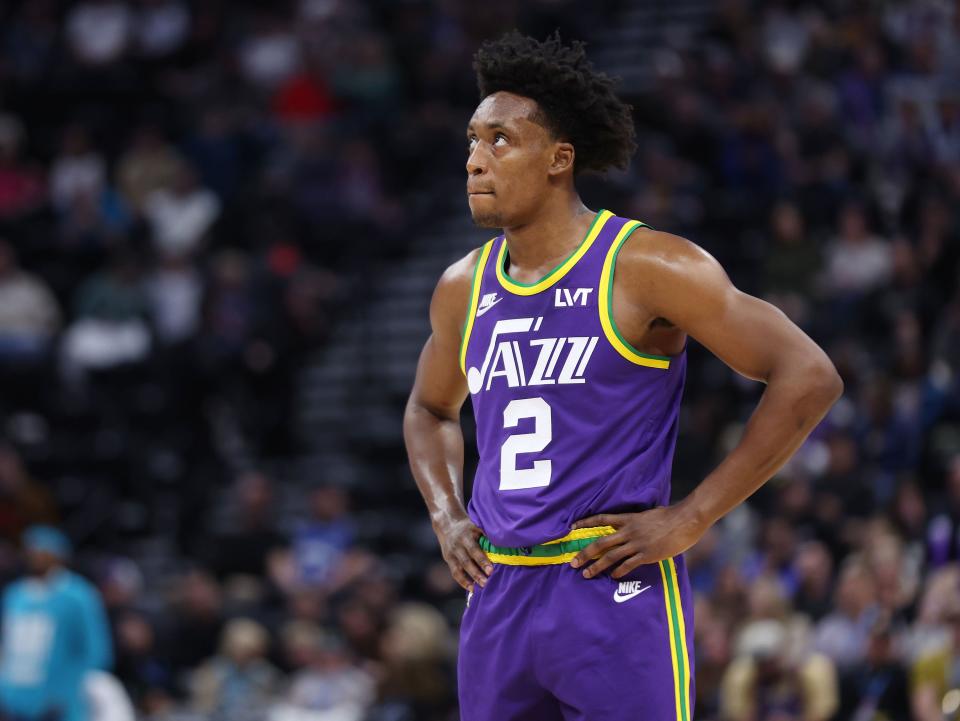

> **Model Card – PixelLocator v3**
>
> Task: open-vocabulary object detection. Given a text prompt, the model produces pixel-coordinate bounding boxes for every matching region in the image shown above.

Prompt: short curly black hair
[473,30,637,175]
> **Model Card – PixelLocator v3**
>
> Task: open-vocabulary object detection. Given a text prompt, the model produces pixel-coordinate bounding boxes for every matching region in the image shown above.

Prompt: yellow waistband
[482,525,617,566]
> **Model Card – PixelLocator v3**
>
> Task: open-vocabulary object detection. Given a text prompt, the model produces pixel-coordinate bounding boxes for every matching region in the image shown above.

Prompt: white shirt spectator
[66,1,132,65]
[239,27,300,88]
[824,234,893,294]
[146,263,203,343]
[85,671,136,721]
[144,184,220,258]
[0,271,61,337]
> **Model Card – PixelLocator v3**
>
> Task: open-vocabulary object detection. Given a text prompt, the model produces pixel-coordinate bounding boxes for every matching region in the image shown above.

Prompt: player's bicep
[407,253,477,419]
[639,233,829,383]
[684,286,815,382]
[410,332,469,419]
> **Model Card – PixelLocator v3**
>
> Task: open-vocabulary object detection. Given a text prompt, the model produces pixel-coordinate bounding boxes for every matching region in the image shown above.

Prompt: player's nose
[466,143,488,175]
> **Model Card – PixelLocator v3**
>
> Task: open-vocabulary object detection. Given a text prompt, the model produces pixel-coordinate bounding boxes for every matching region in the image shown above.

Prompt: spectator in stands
[720,619,838,721]
[143,163,220,259]
[112,611,173,709]
[864,527,918,622]
[61,248,151,376]
[928,454,960,566]
[0,526,113,721]
[116,126,184,213]
[762,200,821,326]
[65,0,132,66]
[197,249,257,365]
[823,199,893,298]
[836,618,911,721]
[85,670,136,721]
[278,623,374,719]
[133,0,190,60]
[791,541,834,622]
[813,558,881,672]
[163,569,224,674]
[207,471,286,580]
[374,603,456,721]
[49,125,106,214]
[146,252,203,346]
[0,115,45,220]
[190,618,280,719]
[0,241,62,363]
[0,442,58,547]
[911,590,960,721]
[237,11,299,90]
[291,484,355,588]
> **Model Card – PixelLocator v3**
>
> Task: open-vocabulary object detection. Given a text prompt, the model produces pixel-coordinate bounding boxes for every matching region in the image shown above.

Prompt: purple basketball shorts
[458,556,695,721]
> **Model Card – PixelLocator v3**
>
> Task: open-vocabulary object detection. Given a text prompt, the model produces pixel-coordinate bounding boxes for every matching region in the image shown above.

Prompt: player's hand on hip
[568,503,706,579]
[434,516,493,591]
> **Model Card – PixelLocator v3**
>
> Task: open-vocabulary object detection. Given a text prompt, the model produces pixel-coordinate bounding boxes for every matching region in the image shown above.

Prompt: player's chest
[466,290,602,395]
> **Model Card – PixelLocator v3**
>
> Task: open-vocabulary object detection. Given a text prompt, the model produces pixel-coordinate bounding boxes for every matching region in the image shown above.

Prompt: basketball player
[403,31,842,721]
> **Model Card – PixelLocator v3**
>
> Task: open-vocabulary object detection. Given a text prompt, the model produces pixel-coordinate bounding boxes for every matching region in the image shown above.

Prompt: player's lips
[467,188,495,195]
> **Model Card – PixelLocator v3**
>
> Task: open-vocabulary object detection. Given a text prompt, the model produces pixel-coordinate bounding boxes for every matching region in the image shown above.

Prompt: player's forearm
[403,400,469,528]
[682,358,842,528]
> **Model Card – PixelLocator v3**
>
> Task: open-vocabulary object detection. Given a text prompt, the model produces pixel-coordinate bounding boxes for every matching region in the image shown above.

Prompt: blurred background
[0,0,958,719]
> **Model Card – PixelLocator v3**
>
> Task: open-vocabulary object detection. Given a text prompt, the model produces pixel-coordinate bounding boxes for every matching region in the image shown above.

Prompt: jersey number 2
[500,397,552,490]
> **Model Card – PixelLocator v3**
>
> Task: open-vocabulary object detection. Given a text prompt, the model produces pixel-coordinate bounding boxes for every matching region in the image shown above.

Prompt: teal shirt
[0,570,113,721]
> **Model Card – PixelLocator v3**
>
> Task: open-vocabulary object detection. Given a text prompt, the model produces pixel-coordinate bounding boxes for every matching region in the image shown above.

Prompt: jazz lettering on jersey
[467,316,599,394]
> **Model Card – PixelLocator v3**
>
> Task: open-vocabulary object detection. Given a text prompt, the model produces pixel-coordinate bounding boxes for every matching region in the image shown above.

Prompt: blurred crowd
[0,0,959,719]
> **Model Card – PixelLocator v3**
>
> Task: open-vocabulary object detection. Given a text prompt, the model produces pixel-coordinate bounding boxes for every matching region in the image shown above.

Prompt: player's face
[465,92,560,228]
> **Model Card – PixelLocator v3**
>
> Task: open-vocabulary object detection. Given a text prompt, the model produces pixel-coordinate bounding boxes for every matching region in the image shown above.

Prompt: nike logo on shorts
[613,581,651,603]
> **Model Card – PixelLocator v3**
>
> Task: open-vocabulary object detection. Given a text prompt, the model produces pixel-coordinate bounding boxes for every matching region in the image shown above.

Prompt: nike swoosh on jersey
[475,297,503,317]
[613,584,652,603]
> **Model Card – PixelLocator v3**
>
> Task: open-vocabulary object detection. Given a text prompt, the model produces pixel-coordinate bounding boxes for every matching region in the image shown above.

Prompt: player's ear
[548,141,575,176]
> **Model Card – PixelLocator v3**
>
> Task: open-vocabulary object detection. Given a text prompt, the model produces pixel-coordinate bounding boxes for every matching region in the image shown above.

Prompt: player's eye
[494,133,508,145]
[467,136,478,150]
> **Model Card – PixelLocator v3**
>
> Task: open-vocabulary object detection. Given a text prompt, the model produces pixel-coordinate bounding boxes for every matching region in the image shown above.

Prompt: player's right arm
[403,249,493,592]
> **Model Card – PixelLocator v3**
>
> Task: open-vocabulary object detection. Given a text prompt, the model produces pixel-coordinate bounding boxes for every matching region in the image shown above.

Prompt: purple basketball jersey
[460,210,687,547]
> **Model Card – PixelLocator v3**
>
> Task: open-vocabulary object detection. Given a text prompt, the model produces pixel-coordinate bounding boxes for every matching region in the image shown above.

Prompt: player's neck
[502,197,595,274]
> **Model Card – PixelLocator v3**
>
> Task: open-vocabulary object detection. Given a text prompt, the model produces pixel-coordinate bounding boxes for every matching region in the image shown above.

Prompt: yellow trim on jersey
[599,220,672,369]
[481,526,615,566]
[495,209,613,296]
[659,557,692,721]
[483,551,578,566]
[542,525,617,544]
[459,239,496,374]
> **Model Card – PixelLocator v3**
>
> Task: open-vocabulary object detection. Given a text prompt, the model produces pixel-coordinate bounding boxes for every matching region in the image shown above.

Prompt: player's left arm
[572,230,843,578]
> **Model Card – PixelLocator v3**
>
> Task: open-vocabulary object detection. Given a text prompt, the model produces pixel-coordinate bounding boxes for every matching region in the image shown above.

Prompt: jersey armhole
[459,239,496,374]
[598,221,674,370]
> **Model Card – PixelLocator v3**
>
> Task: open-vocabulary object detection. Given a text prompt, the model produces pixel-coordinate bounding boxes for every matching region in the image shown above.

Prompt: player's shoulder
[430,243,492,327]
[437,244,488,294]
[616,224,727,290]
[619,225,717,271]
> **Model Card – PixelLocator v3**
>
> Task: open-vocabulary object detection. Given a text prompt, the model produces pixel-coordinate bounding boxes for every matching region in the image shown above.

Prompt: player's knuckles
[466,549,486,566]
[590,559,615,576]
[469,549,491,568]
[462,556,483,575]
[613,559,641,579]
[589,537,616,556]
